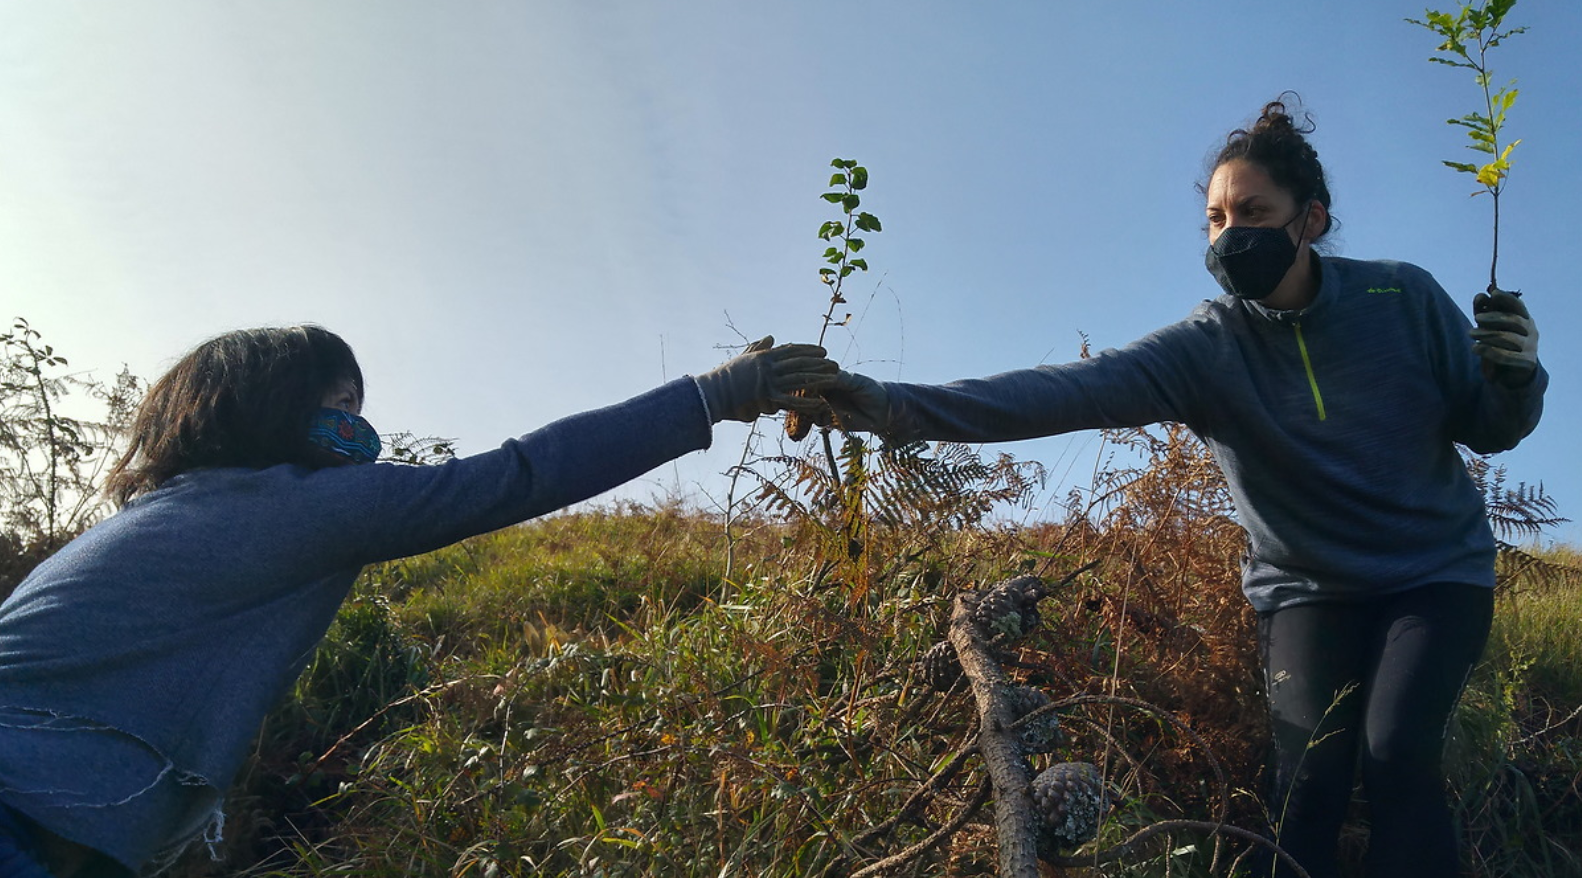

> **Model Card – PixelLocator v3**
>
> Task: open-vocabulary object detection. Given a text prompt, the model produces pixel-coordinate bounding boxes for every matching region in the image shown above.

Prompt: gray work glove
[694,336,837,423]
[814,370,891,434]
[1469,289,1539,388]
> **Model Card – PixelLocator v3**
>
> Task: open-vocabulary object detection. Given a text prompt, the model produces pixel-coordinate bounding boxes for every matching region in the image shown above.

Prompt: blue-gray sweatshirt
[0,378,713,872]
[881,257,1546,611]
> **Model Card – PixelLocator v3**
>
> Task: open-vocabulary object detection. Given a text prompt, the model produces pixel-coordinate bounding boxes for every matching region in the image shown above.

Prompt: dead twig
[849,779,993,878]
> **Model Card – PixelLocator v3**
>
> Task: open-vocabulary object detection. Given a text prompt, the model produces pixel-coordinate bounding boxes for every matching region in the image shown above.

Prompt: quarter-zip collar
[1243,255,1333,325]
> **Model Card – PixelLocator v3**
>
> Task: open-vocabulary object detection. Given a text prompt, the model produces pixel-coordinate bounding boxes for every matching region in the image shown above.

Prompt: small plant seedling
[815,159,882,345]
[784,159,881,446]
[1407,0,1526,294]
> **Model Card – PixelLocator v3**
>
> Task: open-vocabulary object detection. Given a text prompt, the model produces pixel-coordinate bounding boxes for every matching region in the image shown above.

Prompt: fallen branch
[849,566,1286,878]
[948,587,1041,878]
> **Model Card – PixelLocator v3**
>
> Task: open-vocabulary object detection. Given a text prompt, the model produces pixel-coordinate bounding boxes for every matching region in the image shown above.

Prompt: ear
[1300,200,1329,244]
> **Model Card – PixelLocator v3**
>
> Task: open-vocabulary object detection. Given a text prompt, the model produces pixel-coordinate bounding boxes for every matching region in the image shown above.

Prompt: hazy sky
[4,2,1578,544]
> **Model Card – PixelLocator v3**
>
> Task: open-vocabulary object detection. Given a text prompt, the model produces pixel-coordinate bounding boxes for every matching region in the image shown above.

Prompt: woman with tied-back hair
[0,324,837,877]
[817,97,1546,878]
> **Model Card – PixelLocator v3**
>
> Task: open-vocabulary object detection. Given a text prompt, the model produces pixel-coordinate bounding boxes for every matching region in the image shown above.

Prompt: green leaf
[848,238,864,252]
[849,258,868,271]
[842,193,860,212]
[830,173,846,187]
[829,158,846,168]
[856,212,882,232]
[1442,161,1479,173]
[1486,26,1527,49]
[850,167,868,190]
[822,193,844,203]
[823,247,841,259]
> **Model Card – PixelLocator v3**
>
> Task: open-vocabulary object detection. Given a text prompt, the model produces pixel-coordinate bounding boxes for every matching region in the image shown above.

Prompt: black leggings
[1257,582,1493,878]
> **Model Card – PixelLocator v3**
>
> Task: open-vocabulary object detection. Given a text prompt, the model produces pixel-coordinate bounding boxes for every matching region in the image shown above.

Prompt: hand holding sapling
[1469,289,1538,387]
[814,371,891,435]
[694,336,837,424]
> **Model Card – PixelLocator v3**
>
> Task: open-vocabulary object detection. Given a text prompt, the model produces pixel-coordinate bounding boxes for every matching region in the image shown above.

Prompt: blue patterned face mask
[306,408,382,464]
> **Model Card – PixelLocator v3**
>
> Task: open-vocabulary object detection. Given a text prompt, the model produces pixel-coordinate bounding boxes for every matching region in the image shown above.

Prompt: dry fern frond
[1494,543,1582,594]
[1463,447,1571,547]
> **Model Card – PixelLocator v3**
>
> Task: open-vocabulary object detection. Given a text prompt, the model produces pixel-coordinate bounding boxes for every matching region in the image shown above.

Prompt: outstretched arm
[292,340,838,568]
[821,322,1212,444]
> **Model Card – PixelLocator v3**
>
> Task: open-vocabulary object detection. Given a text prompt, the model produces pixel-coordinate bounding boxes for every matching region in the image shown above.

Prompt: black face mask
[1204,207,1308,300]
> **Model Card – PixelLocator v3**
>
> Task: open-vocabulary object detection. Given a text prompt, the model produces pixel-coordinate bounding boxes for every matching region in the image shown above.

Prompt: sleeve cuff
[688,375,714,423]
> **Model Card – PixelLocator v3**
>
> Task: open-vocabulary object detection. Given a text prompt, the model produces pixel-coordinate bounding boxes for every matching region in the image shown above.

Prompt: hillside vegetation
[6,317,1577,876]
[168,427,1582,878]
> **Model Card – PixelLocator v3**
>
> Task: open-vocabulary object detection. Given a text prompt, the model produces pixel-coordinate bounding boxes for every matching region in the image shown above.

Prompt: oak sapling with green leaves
[1407,0,1526,295]
[785,158,881,442]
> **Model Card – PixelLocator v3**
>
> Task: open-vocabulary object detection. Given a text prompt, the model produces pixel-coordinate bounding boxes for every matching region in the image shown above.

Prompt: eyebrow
[1206,195,1272,213]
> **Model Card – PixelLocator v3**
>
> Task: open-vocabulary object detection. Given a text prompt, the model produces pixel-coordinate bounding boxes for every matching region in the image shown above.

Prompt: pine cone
[1005,685,1061,754]
[917,640,961,690]
[968,577,1043,645]
[1029,762,1108,851]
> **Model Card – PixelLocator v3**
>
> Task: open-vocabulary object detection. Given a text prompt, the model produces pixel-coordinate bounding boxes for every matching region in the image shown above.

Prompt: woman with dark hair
[818,99,1545,878]
[0,326,837,876]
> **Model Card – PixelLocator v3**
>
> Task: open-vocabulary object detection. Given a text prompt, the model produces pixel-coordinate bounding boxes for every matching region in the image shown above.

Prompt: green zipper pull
[1293,322,1327,421]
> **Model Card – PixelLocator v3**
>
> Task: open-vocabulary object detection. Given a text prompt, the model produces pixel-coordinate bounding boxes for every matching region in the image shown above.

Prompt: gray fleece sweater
[0,378,712,872]
[881,257,1547,611]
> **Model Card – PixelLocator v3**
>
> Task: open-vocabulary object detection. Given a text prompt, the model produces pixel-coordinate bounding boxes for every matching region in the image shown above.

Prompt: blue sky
[4,2,1578,544]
